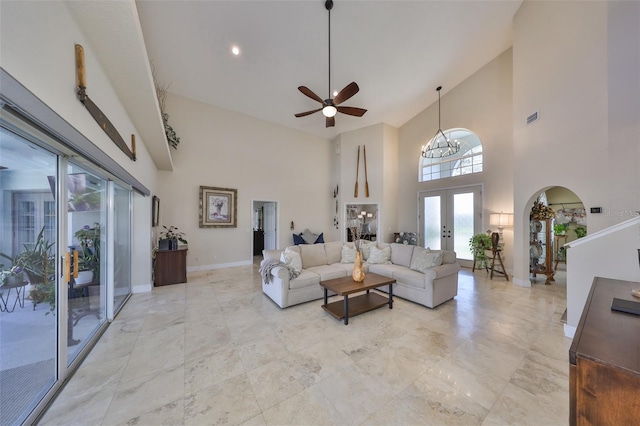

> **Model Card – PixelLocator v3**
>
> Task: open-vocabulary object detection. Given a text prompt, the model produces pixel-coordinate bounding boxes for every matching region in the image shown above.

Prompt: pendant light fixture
[421,86,460,159]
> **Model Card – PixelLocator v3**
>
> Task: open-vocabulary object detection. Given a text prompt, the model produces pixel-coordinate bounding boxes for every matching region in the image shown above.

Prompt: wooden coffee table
[319,273,395,325]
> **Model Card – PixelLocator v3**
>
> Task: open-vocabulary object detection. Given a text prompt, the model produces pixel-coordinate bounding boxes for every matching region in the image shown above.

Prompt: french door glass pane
[423,196,441,250]
[67,164,107,363]
[453,192,474,260]
[113,183,131,312]
[0,127,58,425]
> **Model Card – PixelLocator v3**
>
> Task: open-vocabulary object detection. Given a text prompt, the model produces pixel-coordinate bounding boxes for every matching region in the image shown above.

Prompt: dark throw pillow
[314,233,324,244]
[293,233,306,245]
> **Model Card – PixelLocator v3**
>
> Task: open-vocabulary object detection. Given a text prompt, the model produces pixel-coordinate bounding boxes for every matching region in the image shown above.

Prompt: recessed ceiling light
[231,46,240,56]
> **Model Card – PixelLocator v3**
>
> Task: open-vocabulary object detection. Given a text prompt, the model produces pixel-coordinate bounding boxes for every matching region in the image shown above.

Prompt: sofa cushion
[299,244,327,268]
[410,246,429,268]
[306,265,347,281]
[289,270,320,290]
[324,241,343,265]
[367,246,391,264]
[263,249,282,261]
[368,263,407,278]
[393,268,426,289]
[331,263,369,274]
[341,245,357,263]
[442,250,457,264]
[390,243,414,268]
[410,250,444,273]
[281,248,302,274]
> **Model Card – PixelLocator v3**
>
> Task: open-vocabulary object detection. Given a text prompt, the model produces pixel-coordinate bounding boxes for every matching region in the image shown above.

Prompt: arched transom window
[419,128,483,182]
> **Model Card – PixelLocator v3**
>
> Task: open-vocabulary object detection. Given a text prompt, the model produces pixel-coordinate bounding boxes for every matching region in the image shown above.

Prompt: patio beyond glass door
[419,186,482,267]
[0,127,58,426]
[66,163,107,363]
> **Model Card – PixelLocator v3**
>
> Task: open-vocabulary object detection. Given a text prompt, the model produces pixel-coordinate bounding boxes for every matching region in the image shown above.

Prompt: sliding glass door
[0,127,59,426]
[0,118,133,424]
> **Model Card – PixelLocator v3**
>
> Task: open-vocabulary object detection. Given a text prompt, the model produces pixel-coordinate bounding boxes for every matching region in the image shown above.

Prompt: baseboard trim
[564,324,576,339]
[187,260,252,273]
[132,283,152,293]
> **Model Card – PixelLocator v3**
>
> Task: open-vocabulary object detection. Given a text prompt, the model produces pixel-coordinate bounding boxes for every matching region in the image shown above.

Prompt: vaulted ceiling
[136,0,523,139]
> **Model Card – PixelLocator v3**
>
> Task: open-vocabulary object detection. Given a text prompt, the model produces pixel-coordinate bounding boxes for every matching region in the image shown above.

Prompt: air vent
[526,110,539,125]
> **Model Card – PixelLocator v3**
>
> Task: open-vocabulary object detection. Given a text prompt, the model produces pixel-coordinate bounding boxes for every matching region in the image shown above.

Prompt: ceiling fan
[295,0,367,128]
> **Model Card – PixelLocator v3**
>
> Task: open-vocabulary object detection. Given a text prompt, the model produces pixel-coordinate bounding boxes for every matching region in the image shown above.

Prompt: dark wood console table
[569,276,640,425]
[154,248,187,286]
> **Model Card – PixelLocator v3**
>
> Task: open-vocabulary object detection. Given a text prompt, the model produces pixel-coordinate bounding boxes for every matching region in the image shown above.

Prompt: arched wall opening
[519,186,586,287]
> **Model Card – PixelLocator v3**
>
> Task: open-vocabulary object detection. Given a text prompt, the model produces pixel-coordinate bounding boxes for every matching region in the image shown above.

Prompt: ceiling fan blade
[337,106,367,117]
[333,82,359,105]
[298,86,325,104]
[326,116,335,127]
[295,108,323,118]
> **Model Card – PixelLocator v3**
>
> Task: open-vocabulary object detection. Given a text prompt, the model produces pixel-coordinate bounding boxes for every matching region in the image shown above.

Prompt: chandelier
[421,86,460,159]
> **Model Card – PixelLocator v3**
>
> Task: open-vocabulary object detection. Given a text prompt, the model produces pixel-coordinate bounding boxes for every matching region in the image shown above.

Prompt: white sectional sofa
[261,241,460,309]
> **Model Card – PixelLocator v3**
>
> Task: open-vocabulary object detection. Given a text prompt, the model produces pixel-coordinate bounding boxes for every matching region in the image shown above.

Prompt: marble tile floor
[39,265,571,425]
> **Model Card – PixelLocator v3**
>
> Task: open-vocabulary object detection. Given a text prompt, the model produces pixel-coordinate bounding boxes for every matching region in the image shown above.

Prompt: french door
[419,185,482,267]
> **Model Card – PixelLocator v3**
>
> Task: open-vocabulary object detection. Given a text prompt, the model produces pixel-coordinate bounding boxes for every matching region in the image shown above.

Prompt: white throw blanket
[259,259,300,284]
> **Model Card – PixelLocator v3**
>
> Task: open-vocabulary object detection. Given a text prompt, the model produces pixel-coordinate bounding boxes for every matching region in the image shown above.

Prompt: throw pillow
[341,245,357,263]
[314,233,324,244]
[367,246,391,264]
[358,240,376,260]
[292,233,306,245]
[301,228,318,244]
[410,250,444,273]
[280,248,302,274]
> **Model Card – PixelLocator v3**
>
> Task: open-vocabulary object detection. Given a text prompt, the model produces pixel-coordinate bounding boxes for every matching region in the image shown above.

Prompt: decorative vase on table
[352,250,365,282]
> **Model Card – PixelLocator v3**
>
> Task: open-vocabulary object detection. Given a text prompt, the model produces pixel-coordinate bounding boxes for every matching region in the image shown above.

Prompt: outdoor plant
[74,223,101,275]
[469,233,492,270]
[1,266,24,285]
[0,227,55,310]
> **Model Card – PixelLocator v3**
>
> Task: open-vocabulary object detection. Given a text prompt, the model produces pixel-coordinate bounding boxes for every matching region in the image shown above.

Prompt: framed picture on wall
[152,195,160,227]
[199,186,237,228]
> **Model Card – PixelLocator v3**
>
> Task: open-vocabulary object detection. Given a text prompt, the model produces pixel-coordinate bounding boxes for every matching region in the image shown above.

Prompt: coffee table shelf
[319,273,395,325]
[322,292,389,321]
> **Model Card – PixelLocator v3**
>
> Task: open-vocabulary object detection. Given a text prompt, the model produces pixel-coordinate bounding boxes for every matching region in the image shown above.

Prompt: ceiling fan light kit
[421,86,460,159]
[295,0,367,127]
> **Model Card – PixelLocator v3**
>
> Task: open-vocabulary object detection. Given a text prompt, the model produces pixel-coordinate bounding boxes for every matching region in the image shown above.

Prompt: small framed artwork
[152,195,160,227]
[199,186,237,228]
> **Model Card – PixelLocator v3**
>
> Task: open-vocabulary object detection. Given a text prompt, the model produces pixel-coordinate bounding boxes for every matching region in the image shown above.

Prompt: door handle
[64,252,70,283]
[73,250,79,279]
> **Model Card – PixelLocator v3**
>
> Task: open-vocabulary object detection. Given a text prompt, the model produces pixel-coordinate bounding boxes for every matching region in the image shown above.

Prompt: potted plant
[1,227,55,310]
[574,225,587,238]
[73,223,101,284]
[553,223,568,236]
[159,225,188,250]
[469,233,492,270]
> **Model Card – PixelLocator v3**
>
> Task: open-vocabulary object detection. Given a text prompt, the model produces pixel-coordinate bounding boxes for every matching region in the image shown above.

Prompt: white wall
[565,217,640,336]
[398,48,514,269]
[157,93,333,269]
[512,0,640,285]
[1,1,158,289]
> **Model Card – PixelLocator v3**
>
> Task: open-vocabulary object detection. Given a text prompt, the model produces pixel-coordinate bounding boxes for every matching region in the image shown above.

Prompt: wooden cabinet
[529,218,554,284]
[569,277,640,425]
[154,248,187,286]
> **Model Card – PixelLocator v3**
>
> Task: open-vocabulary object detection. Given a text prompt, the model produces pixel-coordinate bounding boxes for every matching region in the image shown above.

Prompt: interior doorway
[252,200,278,258]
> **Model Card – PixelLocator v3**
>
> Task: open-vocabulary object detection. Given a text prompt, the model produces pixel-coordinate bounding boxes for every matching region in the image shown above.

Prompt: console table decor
[569,276,640,425]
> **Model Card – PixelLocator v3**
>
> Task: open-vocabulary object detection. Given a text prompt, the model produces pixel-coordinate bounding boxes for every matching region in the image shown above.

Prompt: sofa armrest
[423,262,461,281]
